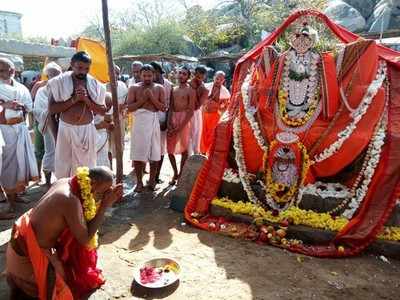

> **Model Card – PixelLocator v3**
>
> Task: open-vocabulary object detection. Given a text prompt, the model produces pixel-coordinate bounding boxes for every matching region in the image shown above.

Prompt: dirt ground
[0,156,399,300]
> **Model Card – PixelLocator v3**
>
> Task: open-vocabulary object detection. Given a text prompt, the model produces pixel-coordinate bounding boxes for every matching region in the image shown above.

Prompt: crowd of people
[0,51,231,298]
[0,51,231,216]
[0,50,231,299]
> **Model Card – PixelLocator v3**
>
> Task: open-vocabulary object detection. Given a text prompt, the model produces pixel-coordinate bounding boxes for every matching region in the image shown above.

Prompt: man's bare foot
[134,184,144,193]
[145,184,157,192]
[169,175,178,186]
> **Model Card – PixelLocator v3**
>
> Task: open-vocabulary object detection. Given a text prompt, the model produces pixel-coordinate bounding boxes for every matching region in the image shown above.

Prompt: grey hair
[215,70,226,78]
[131,61,143,68]
[89,166,114,182]
[0,58,15,70]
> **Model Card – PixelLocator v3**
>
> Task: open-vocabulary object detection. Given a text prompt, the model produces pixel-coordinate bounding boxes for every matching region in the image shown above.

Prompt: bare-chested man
[126,65,165,192]
[167,67,195,185]
[48,51,107,179]
[6,166,123,299]
[189,65,209,154]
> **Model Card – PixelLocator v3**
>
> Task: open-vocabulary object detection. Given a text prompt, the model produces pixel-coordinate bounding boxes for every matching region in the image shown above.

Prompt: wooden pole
[101,0,123,183]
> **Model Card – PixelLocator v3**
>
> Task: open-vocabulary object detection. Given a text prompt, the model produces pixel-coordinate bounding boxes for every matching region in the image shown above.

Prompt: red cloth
[200,111,220,154]
[56,176,105,298]
[185,9,400,257]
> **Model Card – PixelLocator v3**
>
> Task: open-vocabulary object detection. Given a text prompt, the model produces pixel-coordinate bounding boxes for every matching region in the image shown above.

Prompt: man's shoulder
[154,83,164,90]
[13,79,30,92]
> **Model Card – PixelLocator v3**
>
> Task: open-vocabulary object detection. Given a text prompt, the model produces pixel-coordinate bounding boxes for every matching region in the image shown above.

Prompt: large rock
[169,155,207,212]
[343,0,377,19]
[325,0,366,32]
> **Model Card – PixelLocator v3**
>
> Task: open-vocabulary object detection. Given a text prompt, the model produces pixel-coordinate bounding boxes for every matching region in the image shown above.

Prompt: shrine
[184,10,400,258]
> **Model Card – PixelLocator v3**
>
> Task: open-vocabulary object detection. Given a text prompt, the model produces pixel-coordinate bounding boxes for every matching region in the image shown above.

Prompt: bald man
[0,58,38,218]
[6,166,122,299]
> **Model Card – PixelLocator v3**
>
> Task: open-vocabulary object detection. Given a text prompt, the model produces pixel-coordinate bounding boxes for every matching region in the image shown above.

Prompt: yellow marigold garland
[76,167,98,249]
[211,197,400,241]
[278,89,319,127]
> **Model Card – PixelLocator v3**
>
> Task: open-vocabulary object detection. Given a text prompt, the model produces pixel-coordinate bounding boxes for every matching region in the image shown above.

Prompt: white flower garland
[241,74,268,152]
[300,182,351,199]
[233,115,289,211]
[222,168,241,184]
[314,61,387,163]
[342,114,387,219]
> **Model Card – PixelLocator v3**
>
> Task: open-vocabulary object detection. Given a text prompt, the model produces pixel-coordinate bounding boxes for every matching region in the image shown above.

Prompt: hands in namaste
[102,184,123,208]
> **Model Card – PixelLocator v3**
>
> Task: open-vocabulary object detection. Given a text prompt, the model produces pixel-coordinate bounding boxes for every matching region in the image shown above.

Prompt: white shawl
[0,79,32,120]
[47,71,106,105]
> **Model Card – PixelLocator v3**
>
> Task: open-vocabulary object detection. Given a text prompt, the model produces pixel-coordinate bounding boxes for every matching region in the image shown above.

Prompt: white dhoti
[189,109,203,154]
[55,120,97,179]
[130,109,161,162]
[0,123,38,193]
[96,129,110,168]
[42,131,55,173]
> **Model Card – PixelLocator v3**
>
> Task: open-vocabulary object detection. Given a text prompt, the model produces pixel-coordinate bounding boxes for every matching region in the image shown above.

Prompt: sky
[1,0,218,38]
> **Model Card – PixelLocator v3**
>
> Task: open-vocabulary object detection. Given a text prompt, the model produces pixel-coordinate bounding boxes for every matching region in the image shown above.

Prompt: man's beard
[75,73,87,80]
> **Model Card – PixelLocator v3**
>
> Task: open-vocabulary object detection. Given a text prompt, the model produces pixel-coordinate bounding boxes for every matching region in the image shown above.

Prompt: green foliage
[113,19,188,56]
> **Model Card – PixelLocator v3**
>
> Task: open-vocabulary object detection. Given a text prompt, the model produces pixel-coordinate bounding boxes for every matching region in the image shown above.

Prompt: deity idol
[185,10,400,258]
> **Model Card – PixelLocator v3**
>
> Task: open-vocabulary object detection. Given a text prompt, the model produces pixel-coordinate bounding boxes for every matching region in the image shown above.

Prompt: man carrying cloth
[167,67,195,185]
[6,166,123,299]
[201,71,231,154]
[189,65,208,155]
[126,65,165,192]
[0,58,38,219]
[48,51,106,179]
[33,62,62,186]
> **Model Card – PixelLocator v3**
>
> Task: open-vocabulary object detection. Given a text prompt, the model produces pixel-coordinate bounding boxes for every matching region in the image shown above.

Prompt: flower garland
[233,115,284,210]
[76,167,98,249]
[264,140,311,204]
[300,182,350,199]
[233,115,259,205]
[241,73,268,152]
[277,89,320,127]
[211,197,400,241]
[222,168,241,184]
[341,102,387,219]
[314,61,387,163]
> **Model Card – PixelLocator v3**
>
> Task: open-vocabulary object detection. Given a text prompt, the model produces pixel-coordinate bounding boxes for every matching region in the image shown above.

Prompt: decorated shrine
[184,10,400,258]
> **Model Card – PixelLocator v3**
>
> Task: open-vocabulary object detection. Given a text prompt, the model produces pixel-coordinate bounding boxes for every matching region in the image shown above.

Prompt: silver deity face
[291,33,313,54]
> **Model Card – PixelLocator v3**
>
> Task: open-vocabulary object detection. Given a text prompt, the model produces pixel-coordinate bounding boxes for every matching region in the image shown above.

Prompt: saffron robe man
[5,167,122,299]
[167,67,196,185]
[201,71,231,154]
[48,51,106,179]
[33,62,62,186]
[126,65,165,192]
[0,58,38,218]
[189,66,208,154]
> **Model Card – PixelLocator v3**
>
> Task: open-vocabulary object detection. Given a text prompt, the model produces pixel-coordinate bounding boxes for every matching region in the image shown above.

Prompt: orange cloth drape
[10,210,73,300]
[200,112,221,154]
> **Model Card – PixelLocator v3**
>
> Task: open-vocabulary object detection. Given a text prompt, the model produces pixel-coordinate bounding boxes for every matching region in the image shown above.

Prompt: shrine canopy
[184,9,400,259]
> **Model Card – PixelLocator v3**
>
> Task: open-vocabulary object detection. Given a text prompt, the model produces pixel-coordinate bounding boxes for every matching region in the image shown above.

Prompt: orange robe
[6,210,73,300]
[200,111,220,154]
